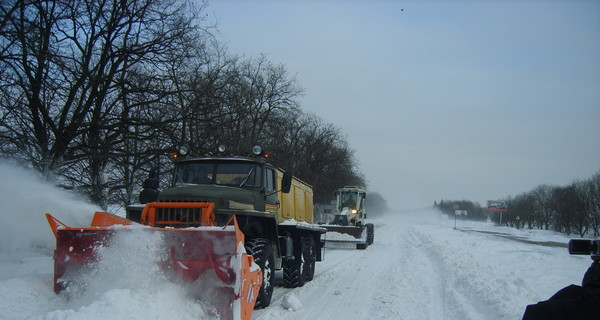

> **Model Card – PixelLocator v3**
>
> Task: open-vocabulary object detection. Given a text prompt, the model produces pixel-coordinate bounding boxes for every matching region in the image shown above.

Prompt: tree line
[435,171,600,237]
[0,0,364,210]
[434,199,488,221]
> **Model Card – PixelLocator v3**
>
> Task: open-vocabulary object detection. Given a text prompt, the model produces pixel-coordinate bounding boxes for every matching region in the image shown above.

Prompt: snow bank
[403,208,592,318]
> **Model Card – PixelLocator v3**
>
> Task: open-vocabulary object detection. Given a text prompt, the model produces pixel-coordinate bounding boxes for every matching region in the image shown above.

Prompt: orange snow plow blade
[46,203,262,320]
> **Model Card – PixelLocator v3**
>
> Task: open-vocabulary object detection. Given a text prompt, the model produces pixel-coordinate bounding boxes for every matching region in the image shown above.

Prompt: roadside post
[454,205,458,229]
[454,206,468,229]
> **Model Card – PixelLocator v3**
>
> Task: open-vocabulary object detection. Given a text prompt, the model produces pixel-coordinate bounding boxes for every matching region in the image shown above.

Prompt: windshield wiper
[239,167,255,187]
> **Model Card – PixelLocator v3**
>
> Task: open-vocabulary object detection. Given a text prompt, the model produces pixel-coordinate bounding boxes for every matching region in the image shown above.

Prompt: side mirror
[281,172,292,194]
[142,177,159,189]
[139,168,159,204]
[139,187,159,204]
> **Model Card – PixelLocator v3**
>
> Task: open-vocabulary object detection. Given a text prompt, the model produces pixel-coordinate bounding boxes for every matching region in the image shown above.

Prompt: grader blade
[46,206,262,320]
[322,224,370,249]
[322,225,365,239]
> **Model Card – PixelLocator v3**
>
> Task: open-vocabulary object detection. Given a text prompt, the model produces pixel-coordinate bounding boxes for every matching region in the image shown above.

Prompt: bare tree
[211,54,303,153]
[583,172,600,236]
[572,181,591,237]
[269,112,365,204]
[1,0,365,210]
[531,184,556,230]
[0,0,209,207]
[511,192,536,229]
[553,184,588,236]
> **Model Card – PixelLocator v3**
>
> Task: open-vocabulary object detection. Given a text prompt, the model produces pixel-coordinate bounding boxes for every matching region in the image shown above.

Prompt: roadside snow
[281,293,303,311]
[0,163,593,319]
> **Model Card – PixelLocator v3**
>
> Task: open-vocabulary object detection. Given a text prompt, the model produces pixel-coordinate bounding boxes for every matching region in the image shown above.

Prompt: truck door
[264,167,278,214]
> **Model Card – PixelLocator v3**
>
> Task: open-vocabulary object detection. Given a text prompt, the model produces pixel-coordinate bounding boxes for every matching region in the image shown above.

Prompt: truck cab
[128,154,294,243]
[158,157,282,218]
[331,186,367,226]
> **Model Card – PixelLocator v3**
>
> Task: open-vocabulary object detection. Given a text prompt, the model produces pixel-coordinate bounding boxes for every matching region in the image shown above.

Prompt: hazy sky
[207,0,600,209]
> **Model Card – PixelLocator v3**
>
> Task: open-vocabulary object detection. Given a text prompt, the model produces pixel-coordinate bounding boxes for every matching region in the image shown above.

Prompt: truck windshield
[174,162,260,187]
[340,192,358,209]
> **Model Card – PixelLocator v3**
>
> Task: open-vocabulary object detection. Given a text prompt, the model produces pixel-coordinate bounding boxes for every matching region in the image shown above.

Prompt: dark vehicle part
[522,239,600,320]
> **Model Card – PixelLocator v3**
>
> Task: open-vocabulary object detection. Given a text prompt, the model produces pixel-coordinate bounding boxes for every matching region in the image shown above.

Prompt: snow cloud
[0,162,98,253]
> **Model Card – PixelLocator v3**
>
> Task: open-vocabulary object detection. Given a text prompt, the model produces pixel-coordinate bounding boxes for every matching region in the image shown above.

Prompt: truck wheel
[366,223,374,245]
[303,236,316,282]
[283,235,316,287]
[246,238,275,308]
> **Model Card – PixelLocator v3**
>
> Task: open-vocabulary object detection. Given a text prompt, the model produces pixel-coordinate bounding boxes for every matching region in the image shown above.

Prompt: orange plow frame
[140,202,216,227]
[46,203,262,320]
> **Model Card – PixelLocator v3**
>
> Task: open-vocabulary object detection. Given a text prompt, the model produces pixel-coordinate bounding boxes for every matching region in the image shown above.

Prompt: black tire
[283,235,316,287]
[245,238,275,308]
[303,236,316,282]
[366,223,374,245]
[356,242,368,250]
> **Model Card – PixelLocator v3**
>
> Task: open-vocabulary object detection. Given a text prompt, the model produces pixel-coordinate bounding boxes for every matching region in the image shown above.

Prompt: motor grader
[46,145,326,320]
[323,186,374,249]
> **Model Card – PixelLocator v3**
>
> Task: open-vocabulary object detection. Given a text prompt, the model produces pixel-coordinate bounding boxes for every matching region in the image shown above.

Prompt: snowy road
[252,210,591,320]
[254,219,453,320]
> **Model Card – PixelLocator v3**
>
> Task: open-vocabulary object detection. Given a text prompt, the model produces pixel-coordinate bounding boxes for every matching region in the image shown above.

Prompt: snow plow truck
[46,145,326,320]
[323,186,374,249]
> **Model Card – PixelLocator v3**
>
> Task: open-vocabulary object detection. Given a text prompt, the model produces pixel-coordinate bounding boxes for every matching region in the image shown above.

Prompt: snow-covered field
[0,163,593,320]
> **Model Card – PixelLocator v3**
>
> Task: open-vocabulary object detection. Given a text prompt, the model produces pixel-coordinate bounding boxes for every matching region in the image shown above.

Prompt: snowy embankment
[0,162,593,320]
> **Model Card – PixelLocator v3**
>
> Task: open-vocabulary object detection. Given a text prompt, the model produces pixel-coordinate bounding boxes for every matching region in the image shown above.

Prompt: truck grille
[155,200,209,226]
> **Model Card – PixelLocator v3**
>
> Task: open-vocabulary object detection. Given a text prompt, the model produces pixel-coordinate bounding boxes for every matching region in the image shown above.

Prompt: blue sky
[207,0,600,209]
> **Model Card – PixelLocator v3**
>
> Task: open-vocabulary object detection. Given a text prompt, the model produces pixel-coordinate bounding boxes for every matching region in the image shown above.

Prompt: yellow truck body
[276,169,314,223]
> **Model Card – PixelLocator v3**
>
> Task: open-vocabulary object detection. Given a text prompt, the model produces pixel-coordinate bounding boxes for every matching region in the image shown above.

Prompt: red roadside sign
[486,200,507,212]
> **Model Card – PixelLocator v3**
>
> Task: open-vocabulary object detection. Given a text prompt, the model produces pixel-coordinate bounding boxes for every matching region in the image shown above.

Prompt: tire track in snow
[254,248,375,320]
[254,220,430,319]
[252,236,367,319]
[254,219,462,320]
[366,225,446,320]
[408,227,497,319]
[409,224,530,319]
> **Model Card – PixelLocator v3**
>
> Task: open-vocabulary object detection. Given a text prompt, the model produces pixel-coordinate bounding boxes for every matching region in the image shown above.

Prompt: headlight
[178,145,189,156]
[218,145,227,153]
[252,145,263,156]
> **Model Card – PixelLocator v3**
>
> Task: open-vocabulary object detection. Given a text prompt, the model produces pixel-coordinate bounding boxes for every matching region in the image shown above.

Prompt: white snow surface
[0,163,593,320]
